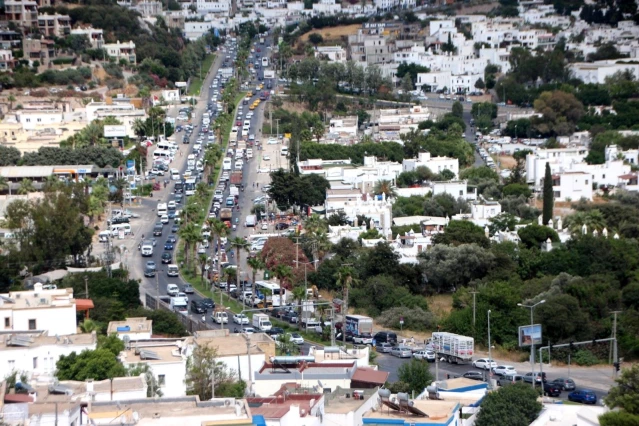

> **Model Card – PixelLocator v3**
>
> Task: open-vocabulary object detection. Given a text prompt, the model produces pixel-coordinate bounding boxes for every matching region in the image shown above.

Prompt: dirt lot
[300,24,361,44]
[498,155,517,169]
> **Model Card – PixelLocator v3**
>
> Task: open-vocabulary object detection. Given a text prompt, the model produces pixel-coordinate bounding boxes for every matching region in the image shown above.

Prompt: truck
[170,294,188,313]
[259,37,265,44]
[229,186,239,197]
[230,170,243,186]
[245,214,257,227]
[345,315,373,337]
[431,332,474,364]
[213,309,228,324]
[252,313,272,331]
[220,208,233,221]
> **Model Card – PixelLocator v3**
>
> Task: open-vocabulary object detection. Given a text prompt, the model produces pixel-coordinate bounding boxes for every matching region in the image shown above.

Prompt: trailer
[345,314,373,336]
[230,171,243,186]
[431,332,474,364]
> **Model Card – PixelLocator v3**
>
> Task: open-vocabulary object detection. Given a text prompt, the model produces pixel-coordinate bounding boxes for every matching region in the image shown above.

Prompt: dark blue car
[164,242,174,250]
[568,390,597,404]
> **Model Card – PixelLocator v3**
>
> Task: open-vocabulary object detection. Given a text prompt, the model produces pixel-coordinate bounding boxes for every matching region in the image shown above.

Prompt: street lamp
[487,310,492,387]
[294,260,317,321]
[518,300,546,388]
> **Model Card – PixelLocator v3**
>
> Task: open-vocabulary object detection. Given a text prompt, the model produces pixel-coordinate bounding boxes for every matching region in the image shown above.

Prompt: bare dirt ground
[300,24,361,45]
[498,155,516,169]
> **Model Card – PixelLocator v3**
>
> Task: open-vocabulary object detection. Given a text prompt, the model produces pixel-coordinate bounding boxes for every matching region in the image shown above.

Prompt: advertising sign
[104,125,126,138]
[518,324,542,347]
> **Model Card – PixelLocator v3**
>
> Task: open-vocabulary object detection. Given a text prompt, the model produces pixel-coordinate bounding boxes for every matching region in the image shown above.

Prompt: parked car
[497,375,523,387]
[374,331,398,345]
[543,382,562,397]
[390,346,412,358]
[549,378,576,391]
[463,371,485,381]
[376,342,393,353]
[568,389,597,404]
[472,358,497,370]
[492,365,518,377]
[413,350,436,362]
[523,372,547,384]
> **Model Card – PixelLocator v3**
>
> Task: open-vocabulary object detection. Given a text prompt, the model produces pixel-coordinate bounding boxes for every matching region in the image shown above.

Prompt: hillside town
[0,0,639,424]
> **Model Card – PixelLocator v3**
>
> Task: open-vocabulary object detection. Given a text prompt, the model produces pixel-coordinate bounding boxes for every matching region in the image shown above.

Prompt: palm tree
[7,94,16,111]
[276,332,300,356]
[247,257,265,287]
[132,118,147,140]
[42,175,61,193]
[304,214,327,234]
[0,175,10,195]
[79,319,99,333]
[373,179,397,198]
[183,201,200,224]
[566,210,607,235]
[291,285,307,329]
[230,236,249,295]
[203,146,222,181]
[18,178,35,195]
[335,266,354,345]
[273,264,293,308]
[198,253,209,287]
[209,218,228,271]
[179,222,200,268]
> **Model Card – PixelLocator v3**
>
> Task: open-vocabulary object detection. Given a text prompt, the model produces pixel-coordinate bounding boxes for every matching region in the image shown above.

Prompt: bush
[573,349,600,366]
[52,57,74,65]
[377,307,437,331]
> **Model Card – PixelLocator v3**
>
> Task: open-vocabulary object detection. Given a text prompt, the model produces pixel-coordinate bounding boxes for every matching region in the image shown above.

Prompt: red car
[257,48,261,52]
[235,120,242,126]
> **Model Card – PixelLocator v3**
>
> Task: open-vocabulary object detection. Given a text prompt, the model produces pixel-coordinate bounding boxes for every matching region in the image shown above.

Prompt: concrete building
[403,151,459,178]
[0,283,89,336]
[362,391,461,426]
[253,361,357,396]
[329,116,358,137]
[104,40,136,63]
[570,60,639,84]
[548,171,593,202]
[0,30,23,49]
[525,147,589,188]
[135,0,163,16]
[0,331,97,381]
[22,37,56,66]
[324,189,393,238]
[37,13,71,37]
[0,50,16,71]
[184,21,215,40]
[107,317,153,341]
[248,389,325,426]
[15,107,65,131]
[70,26,104,49]
[315,46,347,62]
[85,101,146,137]
[432,180,478,201]
[4,0,39,28]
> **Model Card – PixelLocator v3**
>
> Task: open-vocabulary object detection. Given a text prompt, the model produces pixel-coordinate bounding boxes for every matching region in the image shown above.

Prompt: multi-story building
[135,0,163,16]
[0,30,23,49]
[403,151,459,178]
[546,171,593,202]
[1,283,86,336]
[37,13,71,37]
[4,0,39,28]
[0,50,16,71]
[0,331,97,380]
[315,46,347,62]
[184,21,215,40]
[432,180,478,201]
[103,40,136,63]
[70,26,104,49]
[22,36,56,65]
[525,147,589,187]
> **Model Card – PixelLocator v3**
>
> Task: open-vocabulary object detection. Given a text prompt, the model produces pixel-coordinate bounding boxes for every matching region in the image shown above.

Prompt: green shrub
[376,307,437,332]
[573,349,599,366]
[52,57,74,65]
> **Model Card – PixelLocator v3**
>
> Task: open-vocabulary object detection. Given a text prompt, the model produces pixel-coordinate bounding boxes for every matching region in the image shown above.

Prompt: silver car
[413,350,436,362]
[390,346,412,358]
[376,342,392,353]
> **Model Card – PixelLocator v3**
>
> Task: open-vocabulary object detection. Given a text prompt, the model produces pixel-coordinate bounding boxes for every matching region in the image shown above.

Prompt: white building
[70,26,104,49]
[432,180,477,201]
[548,171,593,202]
[103,40,136,63]
[315,46,347,62]
[606,144,639,165]
[324,189,394,238]
[107,317,153,341]
[329,116,358,137]
[525,147,589,188]
[184,21,215,40]
[15,108,65,131]
[570,60,639,84]
[84,101,146,138]
[1,283,81,336]
[1,331,97,381]
[470,198,502,221]
[402,151,459,177]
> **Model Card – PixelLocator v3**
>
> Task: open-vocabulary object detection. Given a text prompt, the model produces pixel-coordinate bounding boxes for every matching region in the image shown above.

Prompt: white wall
[148,361,187,398]
[554,172,593,201]
[10,305,77,336]
[432,181,477,201]
[219,353,265,384]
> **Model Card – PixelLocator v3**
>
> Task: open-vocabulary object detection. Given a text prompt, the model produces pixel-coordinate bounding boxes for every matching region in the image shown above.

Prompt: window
[4,317,9,329]
[33,357,38,369]
[28,319,36,330]
[8,360,15,369]
[158,374,166,386]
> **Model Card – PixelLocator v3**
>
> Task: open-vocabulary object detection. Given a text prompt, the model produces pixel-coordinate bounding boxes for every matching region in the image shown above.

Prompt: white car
[288,333,304,344]
[492,365,518,376]
[233,313,250,325]
[160,215,169,224]
[263,155,270,161]
[413,350,436,362]
[473,358,498,370]
[267,138,278,144]
[261,223,268,230]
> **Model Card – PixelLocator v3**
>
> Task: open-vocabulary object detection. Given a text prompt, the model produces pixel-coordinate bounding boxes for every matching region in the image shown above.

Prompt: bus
[184,178,196,196]
[254,280,287,307]
[261,57,269,67]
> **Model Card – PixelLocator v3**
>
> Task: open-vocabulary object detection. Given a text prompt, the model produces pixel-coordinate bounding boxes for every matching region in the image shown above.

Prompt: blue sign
[126,160,135,170]
[214,28,220,37]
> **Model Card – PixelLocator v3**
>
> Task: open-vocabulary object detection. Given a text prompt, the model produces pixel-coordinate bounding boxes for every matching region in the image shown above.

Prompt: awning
[75,299,95,311]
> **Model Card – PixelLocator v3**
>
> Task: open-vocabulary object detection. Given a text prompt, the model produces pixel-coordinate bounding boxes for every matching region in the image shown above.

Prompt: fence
[144,293,213,334]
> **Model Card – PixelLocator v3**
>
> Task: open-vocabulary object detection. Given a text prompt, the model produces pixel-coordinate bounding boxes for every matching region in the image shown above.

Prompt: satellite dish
[317,380,324,389]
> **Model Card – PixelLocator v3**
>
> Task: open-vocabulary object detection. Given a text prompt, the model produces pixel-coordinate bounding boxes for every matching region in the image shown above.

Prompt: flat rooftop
[0,331,96,351]
[324,387,378,414]
[193,333,266,357]
[107,317,153,335]
[0,287,76,310]
[248,393,321,419]
[364,399,458,424]
[87,397,251,426]
[120,342,185,365]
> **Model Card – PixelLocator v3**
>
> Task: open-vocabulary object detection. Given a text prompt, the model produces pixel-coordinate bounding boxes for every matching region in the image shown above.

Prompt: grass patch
[427,294,454,318]
[187,54,216,96]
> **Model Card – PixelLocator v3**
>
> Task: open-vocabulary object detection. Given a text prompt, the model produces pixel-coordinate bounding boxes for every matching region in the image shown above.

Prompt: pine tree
[542,162,553,225]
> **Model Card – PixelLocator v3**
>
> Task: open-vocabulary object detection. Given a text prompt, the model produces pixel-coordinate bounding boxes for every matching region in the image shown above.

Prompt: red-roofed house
[350,367,389,389]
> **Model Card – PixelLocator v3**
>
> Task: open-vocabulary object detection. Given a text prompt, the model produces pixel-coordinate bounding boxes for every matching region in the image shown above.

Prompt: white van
[222,158,232,171]
[110,223,131,236]
[157,202,168,217]
[167,264,179,277]
[157,141,171,151]
[171,169,180,181]
[98,231,111,242]
[153,149,173,160]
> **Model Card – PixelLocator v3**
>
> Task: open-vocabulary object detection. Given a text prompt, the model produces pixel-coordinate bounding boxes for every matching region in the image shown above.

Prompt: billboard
[519,324,542,347]
[104,125,127,138]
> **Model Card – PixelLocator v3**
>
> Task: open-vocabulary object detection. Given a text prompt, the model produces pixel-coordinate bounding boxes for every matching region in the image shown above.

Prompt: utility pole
[340,263,353,346]
[155,272,160,310]
[469,290,478,331]
[84,275,89,299]
[610,310,621,375]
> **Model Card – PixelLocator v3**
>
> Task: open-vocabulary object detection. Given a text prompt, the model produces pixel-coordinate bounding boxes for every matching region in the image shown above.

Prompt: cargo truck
[230,170,243,186]
[220,208,233,221]
[245,214,257,227]
[252,313,272,331]
[431,332,474,364]
[170,294,188,313]
[345,315,373,336]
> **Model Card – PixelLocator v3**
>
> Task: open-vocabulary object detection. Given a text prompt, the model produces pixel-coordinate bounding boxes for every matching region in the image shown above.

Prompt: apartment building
[104,40,136,63]
[184,21,215,40]
[4,0,39,28]
[0,50,16,71]
[315,46,347,62]
[570,60,639,84]
[70,26,104,49]
[0,30,22,49]
[107,317,153,341]
[37,13,71,37]
[403,151,459,178]
[1,283,87,336]
[0,331,97,380]
[432,180,478,201]
[135,0,163,16]
[525,147,589,187]
[547,171,593,202]
[22,36,56,65]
